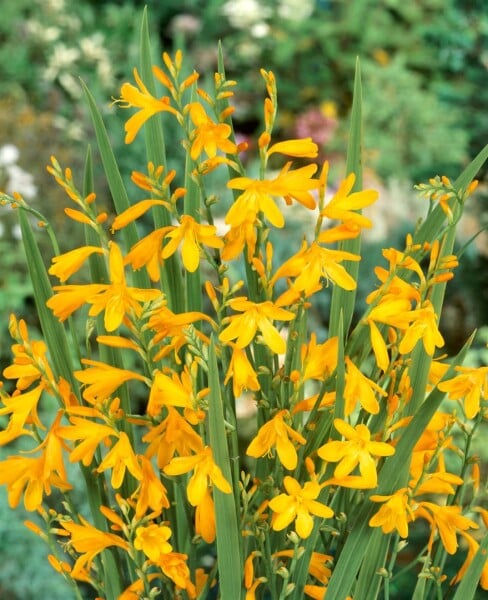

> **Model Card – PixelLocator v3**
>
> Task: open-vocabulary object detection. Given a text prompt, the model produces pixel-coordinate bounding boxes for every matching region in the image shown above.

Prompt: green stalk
[207,338,243,598]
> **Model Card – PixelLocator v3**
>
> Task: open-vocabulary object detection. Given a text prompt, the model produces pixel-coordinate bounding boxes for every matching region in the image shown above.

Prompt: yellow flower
[267,138,318,158]
[132,455,170,518]
[300,334,338,382]
[148,367,206,417]
[96,432,143,489]
[273,241,360,306]
[48,242,161,331]
[155,552,193,594]
[74,358,147,404]
[61,515,129,580]
[161,214,223,272]
[143,406,204,469]
[246,409,306,470]
[57,416,117,467]
[343,356,387,416]
[219,296,295,354]
[188,102,237,160]
[273,549,333,582]
[195,486,216,543]
[398,300,444,356]
[369,487,414,538]
[438,365,488,419]
[134,523,173,561]
[222,218,258,262]
[0,384,45,445]
[226,164,319,228]
[163,446,232,506]
[318,418,395,488]
[269,476,333,538]
[119,68,180,143]
[224,343,260,397]
[414,502,478,555]
[321,172,378,230]
[48,246,105,282]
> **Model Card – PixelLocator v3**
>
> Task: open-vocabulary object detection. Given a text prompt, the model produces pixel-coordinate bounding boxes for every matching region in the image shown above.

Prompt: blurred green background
[0,0,487,597]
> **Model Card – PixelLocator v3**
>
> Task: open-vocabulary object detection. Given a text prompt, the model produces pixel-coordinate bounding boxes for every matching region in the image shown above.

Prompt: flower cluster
[0,31,486,600]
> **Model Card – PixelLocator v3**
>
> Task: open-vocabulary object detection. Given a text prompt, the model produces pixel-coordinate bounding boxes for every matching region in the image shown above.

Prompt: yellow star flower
[161,214,223,272]
[246,409,306,470]
[61,515,129,580]
[269,475,334,538]
[438,365,488,419]
[369,487,415,538]
[143,407,204,469]
[119,68,180,143]
[74,358,147,404]
[343,356,387,416]
[318,418,395,488]
[224,343,260,397]
[300,333,338,382]
[134,523,173,561]
[399,300,444,356]
[226,164,319,229]
[321,172,378,230]
[96,431,143,489]
[452,531,488,591]
[57,416,117,467]
[219,296,295,354]
[48,242,161,331]
[414,502,478,555]
[188,102,237,160]
[48,245,105,282]
[132,455,170,518]
[273,241,360,306]
[163,446,231,506]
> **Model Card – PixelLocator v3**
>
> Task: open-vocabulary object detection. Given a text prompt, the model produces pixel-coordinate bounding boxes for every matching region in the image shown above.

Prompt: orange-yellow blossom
[246,409,306,470]
[267,138,318,158]
[369,487,415,538]
[134,523,172,561]
[0,385,44,445]
[318,419,395,488]
[438,365,488,419]
[187,102,237,160]
[161,214,223,272]
[321,172,378,229]
[61,515,129,580]
[344,356,387,416]
[143,407,204,469]
[132,455,170,518]
[148,367,208,417]
[195,486,216,543]
[398,300,444,356]
[300,334,338,382]
[74,358,147,404]
[414,502,478,555]
[269,476,333,538]
[219,297,295,354]
[96,431,143,489]
[48,246,105,282]
[273,241,360,306]
[226,164,319,228]
[57,416,117,466]
[119,68,180,143]
[224,343,260,397]
[48,242,161,331]
[163,446,231,506]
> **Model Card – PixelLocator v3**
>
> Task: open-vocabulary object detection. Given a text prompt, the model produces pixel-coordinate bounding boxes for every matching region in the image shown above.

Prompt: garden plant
[0,9,487,600]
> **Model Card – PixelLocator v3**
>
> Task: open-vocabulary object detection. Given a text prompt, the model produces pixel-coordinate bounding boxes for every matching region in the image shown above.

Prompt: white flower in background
[79,33,107,62]
[221,0,271,28]
[0,144,20,167]
[0,145,37,200]
[43,0,66,12]
[43,43,81,82]
[251,22,270,38]
[59,72,81,98]
[25,20,61,44]
[278,0,315,21]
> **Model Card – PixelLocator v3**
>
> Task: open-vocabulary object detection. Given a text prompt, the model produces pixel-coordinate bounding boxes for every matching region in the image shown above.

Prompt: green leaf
[207,338,243,599]
[329,58,363,340]
[18,210,78,390]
